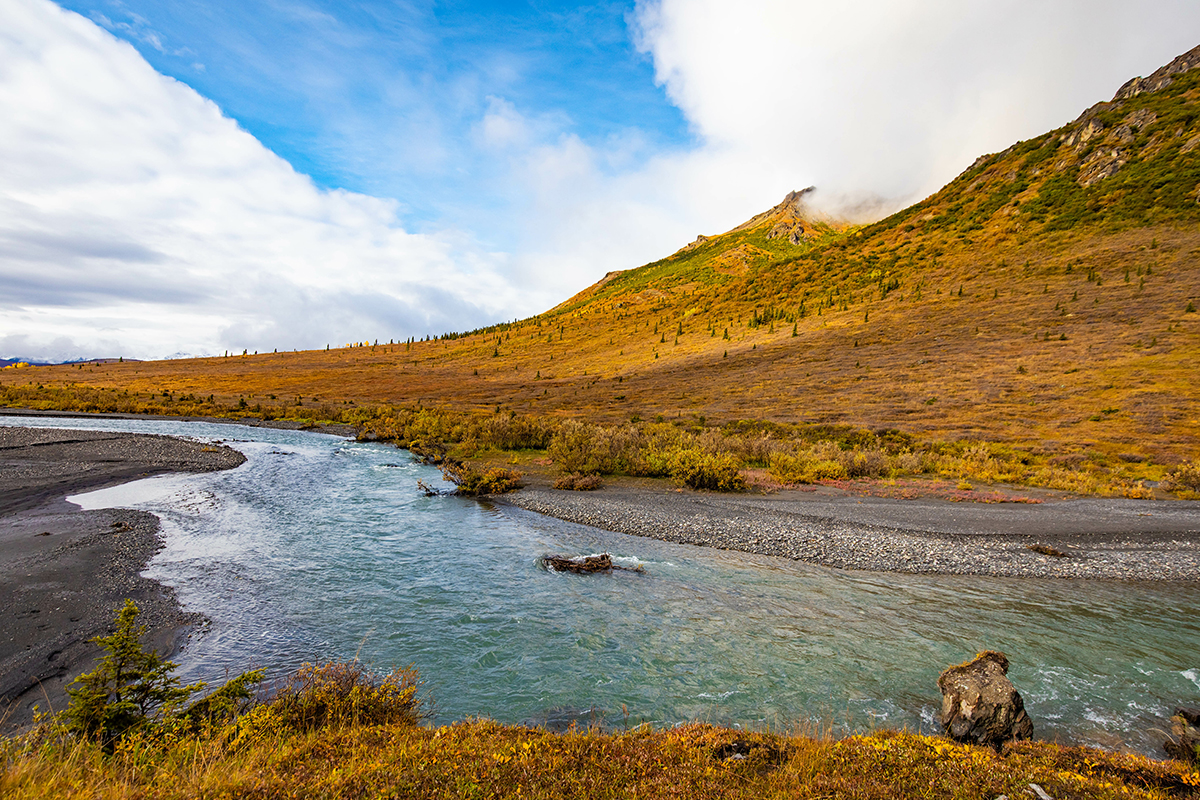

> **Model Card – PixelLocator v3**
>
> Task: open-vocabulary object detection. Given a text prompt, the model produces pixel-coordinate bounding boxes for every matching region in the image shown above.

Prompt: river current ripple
[4,415,1197,755]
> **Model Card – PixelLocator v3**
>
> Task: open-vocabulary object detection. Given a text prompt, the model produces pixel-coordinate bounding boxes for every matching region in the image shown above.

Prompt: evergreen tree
[63,600,203,745]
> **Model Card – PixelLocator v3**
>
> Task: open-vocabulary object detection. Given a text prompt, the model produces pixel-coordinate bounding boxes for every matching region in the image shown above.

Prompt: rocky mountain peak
[1113,43,1200,101]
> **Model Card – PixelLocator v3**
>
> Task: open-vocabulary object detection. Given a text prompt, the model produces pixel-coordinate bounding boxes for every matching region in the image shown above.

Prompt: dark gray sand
[498,485,1200,581]
[0,427,245,732]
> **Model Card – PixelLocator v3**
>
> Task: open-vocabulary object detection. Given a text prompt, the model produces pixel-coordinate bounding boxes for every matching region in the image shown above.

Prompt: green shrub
[62,600,262,748]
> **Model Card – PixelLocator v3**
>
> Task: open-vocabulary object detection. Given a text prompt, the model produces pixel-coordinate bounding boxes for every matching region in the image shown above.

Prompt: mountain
[3,46,1199,461]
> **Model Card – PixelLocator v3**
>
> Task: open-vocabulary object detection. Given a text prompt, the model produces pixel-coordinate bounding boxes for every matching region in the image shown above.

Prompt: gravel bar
[0,426,246,731]
[496,486,1200,581]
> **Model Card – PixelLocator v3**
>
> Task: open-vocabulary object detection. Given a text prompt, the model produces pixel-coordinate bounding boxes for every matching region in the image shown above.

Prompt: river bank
[0,426,245,732]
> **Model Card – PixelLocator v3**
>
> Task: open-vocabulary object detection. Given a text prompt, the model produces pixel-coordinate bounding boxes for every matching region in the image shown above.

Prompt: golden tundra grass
[4,718,1199,800]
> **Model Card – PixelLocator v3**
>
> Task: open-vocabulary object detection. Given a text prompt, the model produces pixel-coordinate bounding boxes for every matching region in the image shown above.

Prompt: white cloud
[629,0,1200,216]
[477,97,534,151]
[0,0,520,361]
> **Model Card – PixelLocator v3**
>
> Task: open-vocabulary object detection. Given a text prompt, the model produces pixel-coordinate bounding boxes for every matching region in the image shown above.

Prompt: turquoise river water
[3,415,1198,755]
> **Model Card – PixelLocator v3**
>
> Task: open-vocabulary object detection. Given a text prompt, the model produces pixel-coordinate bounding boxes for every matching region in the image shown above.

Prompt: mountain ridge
[3,45,1199,466]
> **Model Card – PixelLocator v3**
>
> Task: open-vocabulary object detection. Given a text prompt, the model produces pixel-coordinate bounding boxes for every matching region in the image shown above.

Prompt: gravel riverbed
[0,426,245,731]
[497,486,1200,581]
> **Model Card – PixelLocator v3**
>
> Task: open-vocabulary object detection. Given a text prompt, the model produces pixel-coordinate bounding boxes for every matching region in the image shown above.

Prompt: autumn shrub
[547,420,618,475]
[841,447,890,478]
[1162,459,1200,495]
[668,448,746,491]
[476,412,556,451]
[722,431,787,467]
[768,450,847,484]
[236,661,423,738]
[895,449,930,474]
[623,422,689,476]
[440,460,523,495]
[553,473,604,491]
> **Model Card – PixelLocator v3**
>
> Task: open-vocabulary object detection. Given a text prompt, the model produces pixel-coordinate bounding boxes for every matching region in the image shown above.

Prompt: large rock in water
[937,651,1033,749]
[1165,708,1200,764]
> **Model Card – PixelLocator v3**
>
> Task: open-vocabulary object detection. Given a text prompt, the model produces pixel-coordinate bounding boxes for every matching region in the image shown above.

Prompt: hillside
[4,46,1200,467]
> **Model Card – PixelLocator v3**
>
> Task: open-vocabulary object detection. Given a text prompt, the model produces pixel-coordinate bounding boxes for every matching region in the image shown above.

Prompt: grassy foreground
[5,716,1200,799]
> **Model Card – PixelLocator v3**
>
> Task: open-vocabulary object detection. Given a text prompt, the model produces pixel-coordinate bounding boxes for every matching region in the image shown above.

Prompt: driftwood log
[541,553,644,574]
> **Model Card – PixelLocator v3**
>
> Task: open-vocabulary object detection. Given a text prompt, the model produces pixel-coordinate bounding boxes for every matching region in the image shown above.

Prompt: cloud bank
[465,0,1200,310]
[0,0,519,361]
[632,0,1200,215]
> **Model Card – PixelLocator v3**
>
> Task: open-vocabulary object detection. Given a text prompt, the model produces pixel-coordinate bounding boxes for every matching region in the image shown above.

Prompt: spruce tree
[64,600,203,745]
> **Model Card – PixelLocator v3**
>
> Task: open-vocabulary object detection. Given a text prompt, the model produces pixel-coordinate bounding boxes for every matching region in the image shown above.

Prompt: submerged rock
[1165,707,1200,764]
[937,650,1033,749]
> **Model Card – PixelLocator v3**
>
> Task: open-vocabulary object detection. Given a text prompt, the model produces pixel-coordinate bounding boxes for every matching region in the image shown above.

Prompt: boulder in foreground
[937,650,1033,749]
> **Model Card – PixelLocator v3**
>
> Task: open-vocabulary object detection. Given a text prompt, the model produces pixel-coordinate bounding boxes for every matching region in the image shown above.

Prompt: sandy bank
[496,484,1200,581]
[0,426,246,732]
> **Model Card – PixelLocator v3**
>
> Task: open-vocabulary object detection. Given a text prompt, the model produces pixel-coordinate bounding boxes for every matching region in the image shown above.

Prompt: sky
[2,0,1199,361]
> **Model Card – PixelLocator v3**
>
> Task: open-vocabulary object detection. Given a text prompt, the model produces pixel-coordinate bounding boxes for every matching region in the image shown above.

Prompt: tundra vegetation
[2,383,1195,498]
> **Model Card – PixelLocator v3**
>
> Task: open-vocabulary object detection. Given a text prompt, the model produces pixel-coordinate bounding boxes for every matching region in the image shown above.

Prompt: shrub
[1162,459,1200,494]
[895,449,929,474]
[440,461,523,495]
[841,448,889,478]
[231,661,423,747]
[623,423,688,477]
[768,450,847,484]
[553,473,604,491]
[62,600,262,748]
[668,448,746,491]
[182,668,267,729]
[547,420,617,475]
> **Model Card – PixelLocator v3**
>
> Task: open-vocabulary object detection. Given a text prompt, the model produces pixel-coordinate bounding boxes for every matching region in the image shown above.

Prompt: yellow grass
[4,718,1198,800]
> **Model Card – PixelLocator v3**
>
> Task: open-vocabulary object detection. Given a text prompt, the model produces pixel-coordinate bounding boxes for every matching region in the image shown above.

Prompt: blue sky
[62,0,691,242]
[3,0,1200,360]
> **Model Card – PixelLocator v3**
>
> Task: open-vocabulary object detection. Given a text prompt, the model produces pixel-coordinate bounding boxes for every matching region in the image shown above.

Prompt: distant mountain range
[0,357,135,368]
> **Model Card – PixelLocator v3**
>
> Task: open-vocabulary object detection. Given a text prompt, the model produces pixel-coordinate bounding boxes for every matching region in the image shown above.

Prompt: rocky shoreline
[496,485,1200,581]
[0,425,246,731]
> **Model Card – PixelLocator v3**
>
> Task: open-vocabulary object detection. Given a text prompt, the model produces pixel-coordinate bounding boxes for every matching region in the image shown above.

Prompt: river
[3,414,1197,754]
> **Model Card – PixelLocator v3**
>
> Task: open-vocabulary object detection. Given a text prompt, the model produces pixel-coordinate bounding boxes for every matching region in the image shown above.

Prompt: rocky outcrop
[1113,44,1200,101]
[937,651,1033,749]
[1165,707,1200,764]
[767,217,806,244]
